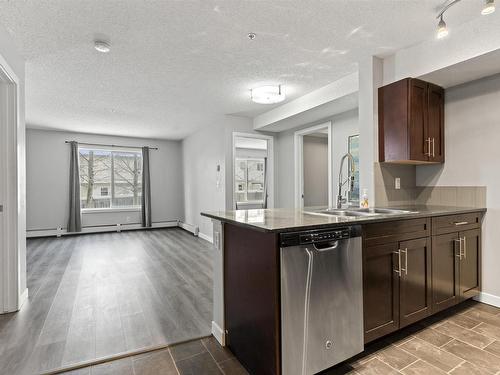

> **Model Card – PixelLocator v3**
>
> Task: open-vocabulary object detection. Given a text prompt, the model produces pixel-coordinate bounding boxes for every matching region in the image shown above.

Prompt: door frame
[294,122,332,209]
[231,132,274,210]
[0,55,23,313]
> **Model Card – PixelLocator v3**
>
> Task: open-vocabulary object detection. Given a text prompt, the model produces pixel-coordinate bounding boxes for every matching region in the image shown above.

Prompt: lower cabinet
[432,228,481,313]
[399,237,432,327]
[363,237,431,342]
[363,212,483,344]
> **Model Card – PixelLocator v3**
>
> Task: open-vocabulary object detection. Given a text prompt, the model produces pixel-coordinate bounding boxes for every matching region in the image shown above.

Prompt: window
[348,135,360,202]
[235,158,265,204]
[79,147,143,210]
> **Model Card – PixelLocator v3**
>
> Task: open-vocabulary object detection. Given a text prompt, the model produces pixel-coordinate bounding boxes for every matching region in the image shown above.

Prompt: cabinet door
[409,79,429,162]
[363,242,400,343]
[432,233,460,313]
[427,84,445,163]
[460,229,481,299]
[399,237,432,328]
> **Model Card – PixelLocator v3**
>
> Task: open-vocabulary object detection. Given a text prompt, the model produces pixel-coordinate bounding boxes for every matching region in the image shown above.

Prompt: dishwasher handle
[313,240,339,252]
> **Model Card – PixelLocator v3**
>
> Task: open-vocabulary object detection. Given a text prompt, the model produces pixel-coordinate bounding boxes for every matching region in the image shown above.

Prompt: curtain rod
[65,141,158,150]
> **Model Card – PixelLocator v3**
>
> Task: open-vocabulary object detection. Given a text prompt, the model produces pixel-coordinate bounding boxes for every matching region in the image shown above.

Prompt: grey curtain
[141,146,152,227]
[67,141,82,232]
[262,157,268,209]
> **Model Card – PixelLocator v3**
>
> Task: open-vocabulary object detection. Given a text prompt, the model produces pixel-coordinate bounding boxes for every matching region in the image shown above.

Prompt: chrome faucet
[337,153,356,209]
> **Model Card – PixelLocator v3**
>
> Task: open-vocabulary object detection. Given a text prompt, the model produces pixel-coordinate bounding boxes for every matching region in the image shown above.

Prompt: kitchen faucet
[337,152,356,209]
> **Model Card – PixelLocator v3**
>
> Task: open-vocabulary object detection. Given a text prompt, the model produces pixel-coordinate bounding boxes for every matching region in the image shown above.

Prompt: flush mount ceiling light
[94,40,111,53]
[251,85,286,104]
[482,0,495,15]
[436,0,495,39]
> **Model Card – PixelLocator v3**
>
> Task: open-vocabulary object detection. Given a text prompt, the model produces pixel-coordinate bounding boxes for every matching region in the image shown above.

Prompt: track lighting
[436,16,449,39]
[482,0,495,15]
[435,0,495,40]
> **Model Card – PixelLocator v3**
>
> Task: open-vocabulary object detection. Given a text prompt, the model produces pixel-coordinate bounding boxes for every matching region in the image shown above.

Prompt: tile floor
[57,300,500,375]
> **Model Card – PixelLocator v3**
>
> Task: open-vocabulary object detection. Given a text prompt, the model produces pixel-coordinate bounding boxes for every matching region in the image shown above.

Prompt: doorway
[294,122,333,209]
[0,60,23,314]
[232,133,274,210]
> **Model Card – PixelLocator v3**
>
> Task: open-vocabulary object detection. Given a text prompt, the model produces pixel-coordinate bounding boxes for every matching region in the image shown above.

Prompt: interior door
[431,233,460,313]
[459,229,481,299]
[427,83,445,163]
[399,237,432,327]
[363,242,400,343]
[409,79,429,162]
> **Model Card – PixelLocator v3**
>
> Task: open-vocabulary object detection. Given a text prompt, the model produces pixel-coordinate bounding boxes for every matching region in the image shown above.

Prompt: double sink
[307,207,417,218]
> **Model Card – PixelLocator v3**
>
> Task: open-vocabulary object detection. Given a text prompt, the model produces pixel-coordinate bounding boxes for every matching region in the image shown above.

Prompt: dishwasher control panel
[280,226,360,247]
[300,229,350,244]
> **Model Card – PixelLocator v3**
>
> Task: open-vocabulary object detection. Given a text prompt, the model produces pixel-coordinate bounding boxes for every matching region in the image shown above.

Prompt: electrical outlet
[395,177,401,190]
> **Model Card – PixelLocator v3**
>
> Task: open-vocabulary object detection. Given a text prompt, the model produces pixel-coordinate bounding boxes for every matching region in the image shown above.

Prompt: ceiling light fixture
[251,85,286,104]
[94,40,111,53]
[247,32,256,40]
[482,0,495,14]
[436,15,449,39]
[436,0,495,39]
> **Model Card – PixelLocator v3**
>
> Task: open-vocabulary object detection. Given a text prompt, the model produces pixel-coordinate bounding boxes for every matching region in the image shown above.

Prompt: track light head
[482,0,495,15]
[436,16,449,39]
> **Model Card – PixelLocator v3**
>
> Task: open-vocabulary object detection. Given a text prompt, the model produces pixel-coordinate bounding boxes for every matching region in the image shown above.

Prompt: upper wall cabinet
[378,78,444,164]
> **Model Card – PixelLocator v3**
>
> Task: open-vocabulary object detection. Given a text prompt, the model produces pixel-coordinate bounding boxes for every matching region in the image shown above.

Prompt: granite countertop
[201,205,486,233]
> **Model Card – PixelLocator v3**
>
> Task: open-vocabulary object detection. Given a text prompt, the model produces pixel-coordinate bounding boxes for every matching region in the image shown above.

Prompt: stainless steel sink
[350,208,416,215]
[310,209,378,217]
[305,207,418,218]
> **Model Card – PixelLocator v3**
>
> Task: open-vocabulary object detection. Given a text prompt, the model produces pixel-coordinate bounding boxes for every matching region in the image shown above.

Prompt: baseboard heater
[27,221,179,238]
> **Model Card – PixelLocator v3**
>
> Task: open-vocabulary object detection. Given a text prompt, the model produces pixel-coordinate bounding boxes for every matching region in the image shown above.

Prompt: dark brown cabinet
[379,78,444,164]
[431,214,482,314]
[363,237,432,342]
[431,232,460,313]
[363,242,400,343]
[399,237,432,327]
[362,218,431,342]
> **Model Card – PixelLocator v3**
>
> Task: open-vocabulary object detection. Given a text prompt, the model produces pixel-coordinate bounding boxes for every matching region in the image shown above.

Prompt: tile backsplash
[374,163,486,208]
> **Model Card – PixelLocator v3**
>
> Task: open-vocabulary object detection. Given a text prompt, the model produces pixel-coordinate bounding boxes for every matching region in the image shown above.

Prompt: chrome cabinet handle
[393,250,401,276]
[400,248,408,276]
[453,221,469,226]
[463,237,467,260]
[432,138,435,158]
[454,238,462,260]
[425,138,432,157]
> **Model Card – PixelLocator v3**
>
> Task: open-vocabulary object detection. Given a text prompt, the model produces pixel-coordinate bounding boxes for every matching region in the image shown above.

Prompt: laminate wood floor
[56,300,500,375]
[0,228,214,375]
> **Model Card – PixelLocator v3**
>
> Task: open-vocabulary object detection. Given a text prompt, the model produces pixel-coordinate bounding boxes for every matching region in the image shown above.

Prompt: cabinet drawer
[432,212,482,235]
[363,218,430,246]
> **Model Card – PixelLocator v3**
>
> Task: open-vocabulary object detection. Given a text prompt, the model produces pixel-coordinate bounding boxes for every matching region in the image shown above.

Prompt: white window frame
[232,133,274,210]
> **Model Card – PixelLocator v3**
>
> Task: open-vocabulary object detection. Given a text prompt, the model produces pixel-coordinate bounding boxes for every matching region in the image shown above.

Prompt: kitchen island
[201,206,486,375]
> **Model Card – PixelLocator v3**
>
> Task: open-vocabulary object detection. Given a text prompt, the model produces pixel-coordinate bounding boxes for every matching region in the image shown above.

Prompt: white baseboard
[474,292,500,308]
[178,221,199,236]
[198,232,213,244]
[27,221,179,238]
[212,321,226,346]
[18,288,28,310]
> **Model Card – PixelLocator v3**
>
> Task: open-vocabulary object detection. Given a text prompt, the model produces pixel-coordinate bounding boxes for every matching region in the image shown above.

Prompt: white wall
[182,121,226,240]
[26,129,184,231]
[276,109,359,208]
[0,23,27,311]
[416,74,500,300]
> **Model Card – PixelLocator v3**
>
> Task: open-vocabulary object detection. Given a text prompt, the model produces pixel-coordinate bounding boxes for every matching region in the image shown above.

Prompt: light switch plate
[395,177,401,190]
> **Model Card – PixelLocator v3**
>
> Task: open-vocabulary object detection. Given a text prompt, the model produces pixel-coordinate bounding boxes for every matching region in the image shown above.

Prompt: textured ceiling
[0,0,483,139]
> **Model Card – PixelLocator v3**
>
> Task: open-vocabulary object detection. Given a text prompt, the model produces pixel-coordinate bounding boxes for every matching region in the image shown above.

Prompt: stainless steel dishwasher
[280,226,363,375]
